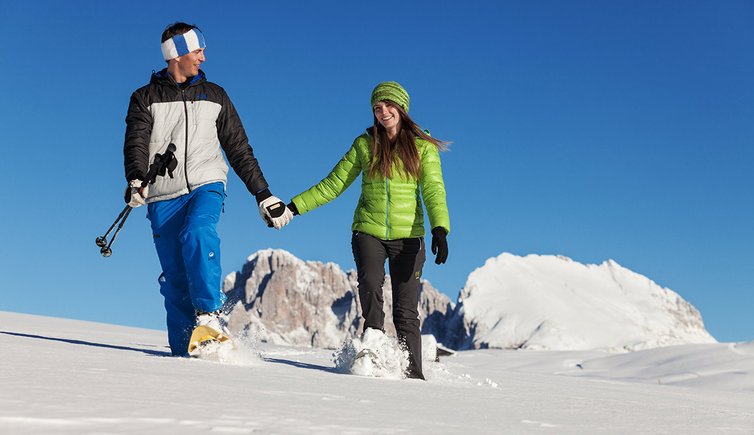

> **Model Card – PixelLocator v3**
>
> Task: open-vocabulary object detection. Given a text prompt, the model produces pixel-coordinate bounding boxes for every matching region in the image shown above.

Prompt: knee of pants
[180,225,221,268]
[359,286,385,302]
[158,273,188,299]
[357,270,386,295]
[393,306,420,325]
[159,275,194,314]
[153,233,186,276]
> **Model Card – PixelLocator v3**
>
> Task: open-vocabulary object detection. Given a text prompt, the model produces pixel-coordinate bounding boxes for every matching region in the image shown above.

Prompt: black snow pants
[351,231,426,379]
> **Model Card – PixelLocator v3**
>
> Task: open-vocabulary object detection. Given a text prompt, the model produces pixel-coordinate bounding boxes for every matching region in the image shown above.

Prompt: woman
[288,81,450,379]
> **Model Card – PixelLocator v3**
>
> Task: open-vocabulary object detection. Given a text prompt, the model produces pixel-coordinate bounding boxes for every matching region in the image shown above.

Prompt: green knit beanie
[370,81,410,113]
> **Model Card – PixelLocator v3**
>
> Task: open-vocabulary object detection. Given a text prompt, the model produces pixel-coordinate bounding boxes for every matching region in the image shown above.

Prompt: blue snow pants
[147,182,226,356]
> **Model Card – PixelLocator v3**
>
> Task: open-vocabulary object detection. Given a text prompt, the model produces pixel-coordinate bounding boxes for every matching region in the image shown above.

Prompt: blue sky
[0,1,751,342]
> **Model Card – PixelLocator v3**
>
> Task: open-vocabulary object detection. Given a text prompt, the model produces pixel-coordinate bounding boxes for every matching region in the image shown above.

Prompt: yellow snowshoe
[188,325,231,354]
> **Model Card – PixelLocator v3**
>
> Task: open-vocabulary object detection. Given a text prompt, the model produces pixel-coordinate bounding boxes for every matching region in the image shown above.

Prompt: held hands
[258,196,294,229]
[124,179,148,208]
[431,227,448,265]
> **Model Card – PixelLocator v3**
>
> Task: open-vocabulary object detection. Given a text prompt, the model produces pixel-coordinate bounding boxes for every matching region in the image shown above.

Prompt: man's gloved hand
[124,179,148,208]
[258,196,294,229]
[431,227,448,265]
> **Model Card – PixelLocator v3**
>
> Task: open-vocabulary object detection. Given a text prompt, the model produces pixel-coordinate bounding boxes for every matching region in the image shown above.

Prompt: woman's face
[373,101,401,132]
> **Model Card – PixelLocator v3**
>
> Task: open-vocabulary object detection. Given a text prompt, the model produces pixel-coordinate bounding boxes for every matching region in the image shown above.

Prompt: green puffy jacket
[291,133,450,240]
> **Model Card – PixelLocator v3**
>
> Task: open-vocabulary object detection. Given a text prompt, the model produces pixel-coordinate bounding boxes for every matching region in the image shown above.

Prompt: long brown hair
[369,102,448,179]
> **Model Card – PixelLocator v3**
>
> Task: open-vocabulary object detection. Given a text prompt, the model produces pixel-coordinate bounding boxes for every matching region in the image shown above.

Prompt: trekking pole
[95,205,131,250]
[98,206,133,257]
[95,143,177,258]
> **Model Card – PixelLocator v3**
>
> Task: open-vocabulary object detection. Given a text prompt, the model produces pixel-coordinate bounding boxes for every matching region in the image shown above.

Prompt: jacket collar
[150,68,207,88]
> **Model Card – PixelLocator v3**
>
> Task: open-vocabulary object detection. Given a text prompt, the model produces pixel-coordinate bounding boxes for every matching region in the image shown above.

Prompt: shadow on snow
[0,330,171,357]
[262,356,341,374]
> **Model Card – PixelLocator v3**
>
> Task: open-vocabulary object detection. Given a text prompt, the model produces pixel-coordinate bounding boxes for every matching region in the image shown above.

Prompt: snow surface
[454,253,715,351]
[333,328,410,378]
[2,311,753,434]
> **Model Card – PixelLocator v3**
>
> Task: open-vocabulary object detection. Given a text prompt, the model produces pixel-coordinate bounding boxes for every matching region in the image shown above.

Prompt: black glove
[431,227,448,265]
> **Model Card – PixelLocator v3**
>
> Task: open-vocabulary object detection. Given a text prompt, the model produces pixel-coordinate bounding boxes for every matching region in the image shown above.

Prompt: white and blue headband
[161,28,206,61]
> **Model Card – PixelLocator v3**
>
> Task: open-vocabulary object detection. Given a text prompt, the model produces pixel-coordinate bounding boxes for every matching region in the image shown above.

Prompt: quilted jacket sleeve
[123,90,152,182]
[291,139,363,214]
[419,140,450,234]
[217,89,269,195]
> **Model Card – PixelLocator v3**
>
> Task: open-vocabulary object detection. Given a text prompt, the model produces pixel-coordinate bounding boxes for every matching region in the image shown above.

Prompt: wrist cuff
[432,227,447,237]
[255,189,272,204]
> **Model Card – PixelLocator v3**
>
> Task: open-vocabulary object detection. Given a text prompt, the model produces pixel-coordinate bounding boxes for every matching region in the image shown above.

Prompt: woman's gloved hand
[431,227,448,265]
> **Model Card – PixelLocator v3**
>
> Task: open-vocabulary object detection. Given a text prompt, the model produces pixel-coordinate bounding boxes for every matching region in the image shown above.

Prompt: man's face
[175,48,206,79]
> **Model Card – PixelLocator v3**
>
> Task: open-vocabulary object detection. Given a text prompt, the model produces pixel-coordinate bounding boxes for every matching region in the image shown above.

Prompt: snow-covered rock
[223,249,454,349]
[442,253,716,351]
[224,250,715,353]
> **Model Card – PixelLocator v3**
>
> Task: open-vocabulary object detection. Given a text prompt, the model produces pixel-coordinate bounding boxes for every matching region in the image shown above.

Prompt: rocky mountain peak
[223,249,454,349]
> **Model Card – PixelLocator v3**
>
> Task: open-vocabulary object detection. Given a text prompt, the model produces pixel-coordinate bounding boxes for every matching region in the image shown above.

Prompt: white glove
[258,196,293,229]
[126,179,149,208]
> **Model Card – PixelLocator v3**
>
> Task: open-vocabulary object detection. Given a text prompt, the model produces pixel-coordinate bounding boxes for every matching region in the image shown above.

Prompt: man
[123,22,292,356]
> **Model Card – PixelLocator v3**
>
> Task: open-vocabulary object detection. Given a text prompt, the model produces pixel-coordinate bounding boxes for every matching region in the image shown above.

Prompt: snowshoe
[354,348,380,366]
[188,311,233,356]
[350,348,382,375]
[188,324,232,354]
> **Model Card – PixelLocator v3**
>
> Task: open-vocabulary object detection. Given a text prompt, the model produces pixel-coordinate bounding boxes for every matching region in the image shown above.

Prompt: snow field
[1,311,753,434]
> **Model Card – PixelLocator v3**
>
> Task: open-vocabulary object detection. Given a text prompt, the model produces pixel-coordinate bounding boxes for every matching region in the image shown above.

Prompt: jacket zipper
[181,89,191,192]
[385,177,390,239]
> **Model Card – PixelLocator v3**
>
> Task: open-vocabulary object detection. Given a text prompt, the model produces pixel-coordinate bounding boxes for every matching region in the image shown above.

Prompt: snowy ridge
[443,253,716,351]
